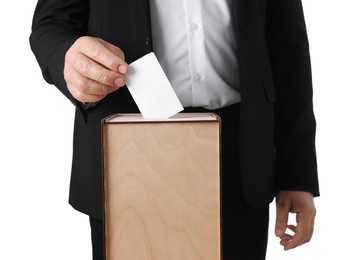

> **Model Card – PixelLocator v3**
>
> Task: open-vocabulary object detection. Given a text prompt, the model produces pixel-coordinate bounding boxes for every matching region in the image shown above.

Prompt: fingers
[65,65,120,102]
[64,36,129,103]
[70,52,126,87]
[275,198,289,238]
[280,222,313,250]
[76,36,128,72]
[275,191,316,251]
[279,225,294,247]
[282,209,315,250]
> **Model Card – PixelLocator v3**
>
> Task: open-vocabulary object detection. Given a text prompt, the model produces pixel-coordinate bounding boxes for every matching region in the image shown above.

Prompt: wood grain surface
[103,117,221,260]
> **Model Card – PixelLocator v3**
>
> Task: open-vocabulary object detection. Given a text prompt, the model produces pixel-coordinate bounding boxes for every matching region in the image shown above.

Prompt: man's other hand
[275,191,316,251]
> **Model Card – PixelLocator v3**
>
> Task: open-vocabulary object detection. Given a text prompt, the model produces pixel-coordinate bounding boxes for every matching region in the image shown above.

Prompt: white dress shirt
[149,0,240,109]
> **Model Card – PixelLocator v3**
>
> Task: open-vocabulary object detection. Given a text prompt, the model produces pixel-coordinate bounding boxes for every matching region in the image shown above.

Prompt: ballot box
[102,113,221,260]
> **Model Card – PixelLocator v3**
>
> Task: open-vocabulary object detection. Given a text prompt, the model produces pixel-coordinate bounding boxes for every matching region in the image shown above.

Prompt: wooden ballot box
[102,113,221,260]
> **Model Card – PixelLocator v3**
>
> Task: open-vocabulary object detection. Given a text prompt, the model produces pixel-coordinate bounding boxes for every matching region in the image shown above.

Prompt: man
[30,0,319,259]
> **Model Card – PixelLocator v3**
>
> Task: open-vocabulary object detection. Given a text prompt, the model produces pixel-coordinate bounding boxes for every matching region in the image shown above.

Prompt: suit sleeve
[29,0,89,117]
[265,0,319,196]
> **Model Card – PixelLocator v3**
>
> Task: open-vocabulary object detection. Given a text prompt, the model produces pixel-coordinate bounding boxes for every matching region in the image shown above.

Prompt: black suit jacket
[30,0,319,220]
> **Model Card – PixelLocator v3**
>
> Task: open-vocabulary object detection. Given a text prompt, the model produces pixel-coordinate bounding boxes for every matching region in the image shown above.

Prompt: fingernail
[114,78,124,86]
[118,65,127,74]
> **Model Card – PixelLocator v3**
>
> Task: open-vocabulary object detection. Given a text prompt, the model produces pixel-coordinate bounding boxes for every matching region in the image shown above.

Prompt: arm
[29,0,127,116]
[265,0,319,250]
[30,0,89,104]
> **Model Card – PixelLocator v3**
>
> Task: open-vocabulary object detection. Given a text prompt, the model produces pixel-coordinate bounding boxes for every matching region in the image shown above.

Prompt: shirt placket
[183,0,208,107]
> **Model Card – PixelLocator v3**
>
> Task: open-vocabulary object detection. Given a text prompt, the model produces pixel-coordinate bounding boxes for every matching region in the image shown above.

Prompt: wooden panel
[103,114,221,260]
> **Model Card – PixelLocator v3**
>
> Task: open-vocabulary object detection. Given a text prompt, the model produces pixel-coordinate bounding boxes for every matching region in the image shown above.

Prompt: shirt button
[145,36,150,45]
[194,73,202,81]
[191,23,199,31]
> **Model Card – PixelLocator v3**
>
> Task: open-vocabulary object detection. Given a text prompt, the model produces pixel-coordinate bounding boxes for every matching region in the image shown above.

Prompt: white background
[0,0,348,259]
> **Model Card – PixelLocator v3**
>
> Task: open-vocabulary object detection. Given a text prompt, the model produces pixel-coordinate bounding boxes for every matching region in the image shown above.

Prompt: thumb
[275,202,289,238]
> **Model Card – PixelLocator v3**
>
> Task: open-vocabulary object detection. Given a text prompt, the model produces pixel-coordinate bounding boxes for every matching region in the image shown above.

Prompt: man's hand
[275,191,316,251]
[64,36,129,103]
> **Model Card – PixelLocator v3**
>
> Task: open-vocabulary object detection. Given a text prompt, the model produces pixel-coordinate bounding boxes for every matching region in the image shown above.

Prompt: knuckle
[110,45,125,60]
[63,69,70,81]
[65,49,72,61]
[75,78,88,93]
[116,47,125,60]
[114,45,123,53]
[64,65,75,82]
[90,44,103,60]
[99,71,111,85]
[107,58,119,70]
[75,36,90,47]
[74,91,83,101]
[79,60,92,75]
[70,86,83,101]
[69,37,86,54]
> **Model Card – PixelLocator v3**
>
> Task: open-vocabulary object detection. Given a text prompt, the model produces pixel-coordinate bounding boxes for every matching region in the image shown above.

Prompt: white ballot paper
[126,52,184,119]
